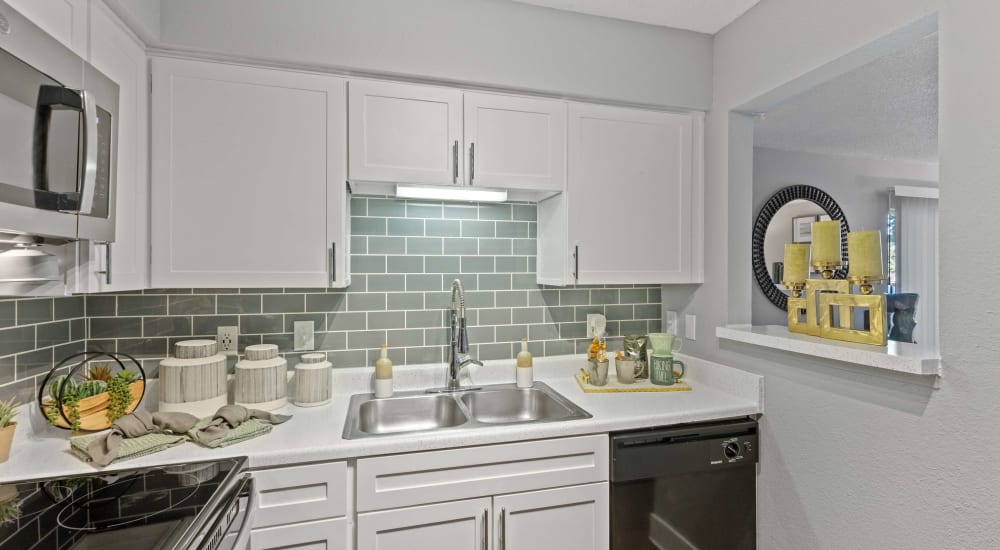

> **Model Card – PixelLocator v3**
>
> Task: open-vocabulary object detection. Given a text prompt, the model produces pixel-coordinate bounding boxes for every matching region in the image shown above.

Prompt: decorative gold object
[786,278,852,336]
[819,291,887,345]
[782,280,805,298]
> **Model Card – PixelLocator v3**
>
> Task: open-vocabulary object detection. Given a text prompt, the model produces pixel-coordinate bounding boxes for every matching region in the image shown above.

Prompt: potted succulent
[39,352,146,433]
[0,397,19,462]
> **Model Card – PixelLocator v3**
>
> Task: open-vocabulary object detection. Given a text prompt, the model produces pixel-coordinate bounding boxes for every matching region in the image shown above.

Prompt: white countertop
[0,353,761,483]
[716,324,942,376]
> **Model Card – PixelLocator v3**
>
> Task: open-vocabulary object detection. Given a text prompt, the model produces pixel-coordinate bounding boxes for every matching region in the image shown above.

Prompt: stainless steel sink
[357,394,468,435]
[460,387,577,424]
[343,382,591,439]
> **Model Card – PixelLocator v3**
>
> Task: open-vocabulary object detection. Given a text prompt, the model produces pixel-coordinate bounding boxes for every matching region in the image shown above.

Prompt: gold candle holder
[849,275,887,295]
[781,280,806,298]
[812,260,845,280]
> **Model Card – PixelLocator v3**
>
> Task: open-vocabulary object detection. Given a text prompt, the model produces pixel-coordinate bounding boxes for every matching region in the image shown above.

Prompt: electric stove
[0,456,252,550]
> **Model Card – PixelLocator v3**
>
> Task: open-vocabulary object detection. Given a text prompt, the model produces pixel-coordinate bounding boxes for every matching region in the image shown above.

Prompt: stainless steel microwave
[0,1,118,244]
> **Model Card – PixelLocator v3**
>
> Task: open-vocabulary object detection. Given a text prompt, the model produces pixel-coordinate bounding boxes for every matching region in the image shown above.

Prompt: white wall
[152,0,713,109]
[751,147,937,325]
[668,0,1000,547]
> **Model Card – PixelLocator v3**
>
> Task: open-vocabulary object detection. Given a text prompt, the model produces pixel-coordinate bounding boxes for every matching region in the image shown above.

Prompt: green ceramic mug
[649,353,685,386]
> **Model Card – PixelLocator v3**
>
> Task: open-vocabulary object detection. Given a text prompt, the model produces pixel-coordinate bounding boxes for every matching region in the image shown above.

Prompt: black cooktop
[0,457,245,550]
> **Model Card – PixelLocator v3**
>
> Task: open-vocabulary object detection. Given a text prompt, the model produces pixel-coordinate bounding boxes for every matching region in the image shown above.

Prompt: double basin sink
[342,382,591,439]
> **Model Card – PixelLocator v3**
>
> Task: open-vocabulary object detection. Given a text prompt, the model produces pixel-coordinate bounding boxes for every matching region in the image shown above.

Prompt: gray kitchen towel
[190,405,290,446]
[77,409,199,466]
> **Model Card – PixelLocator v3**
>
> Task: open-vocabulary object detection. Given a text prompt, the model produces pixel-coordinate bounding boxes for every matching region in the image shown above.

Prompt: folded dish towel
[70,410,199,466]
[189,405,291,448]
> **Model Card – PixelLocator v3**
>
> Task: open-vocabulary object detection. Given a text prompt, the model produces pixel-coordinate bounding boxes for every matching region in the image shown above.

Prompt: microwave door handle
[32,85,97,214]
[76,89,97,215]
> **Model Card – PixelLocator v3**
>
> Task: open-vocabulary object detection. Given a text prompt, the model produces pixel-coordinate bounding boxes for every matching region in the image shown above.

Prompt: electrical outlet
[586,313,607,338]
[685,314,697,340]
[666,311,679,334]
[217,326,238,355]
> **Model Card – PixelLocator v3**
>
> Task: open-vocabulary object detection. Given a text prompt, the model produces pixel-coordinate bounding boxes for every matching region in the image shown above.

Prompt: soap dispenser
[516,338,533,388]
[374,344,393,398]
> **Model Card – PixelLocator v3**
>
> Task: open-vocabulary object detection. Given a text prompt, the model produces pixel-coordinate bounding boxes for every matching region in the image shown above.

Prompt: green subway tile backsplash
[0,198,662,402]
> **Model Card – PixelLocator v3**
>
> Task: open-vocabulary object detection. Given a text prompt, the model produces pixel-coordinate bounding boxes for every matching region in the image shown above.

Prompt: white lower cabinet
[355,435,609,550]
[355,484,608,550]
[248,462,350,550]
[251,517,348,550]
[357,498,491,550]
[494,483,608,550]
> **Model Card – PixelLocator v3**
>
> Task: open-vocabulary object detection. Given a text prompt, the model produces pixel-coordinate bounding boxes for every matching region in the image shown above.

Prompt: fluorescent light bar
[396,185,507,202]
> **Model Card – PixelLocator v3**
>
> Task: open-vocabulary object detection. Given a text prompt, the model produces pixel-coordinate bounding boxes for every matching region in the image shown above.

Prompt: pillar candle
[811,220,842,265]
[847,230,883,279]
[783,243,810,282]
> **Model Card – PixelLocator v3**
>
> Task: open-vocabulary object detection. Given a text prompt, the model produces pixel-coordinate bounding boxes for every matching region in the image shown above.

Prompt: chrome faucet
[428,279,482,392]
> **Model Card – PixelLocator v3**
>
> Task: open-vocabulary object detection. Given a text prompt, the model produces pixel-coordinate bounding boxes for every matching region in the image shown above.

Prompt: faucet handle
[459,318,470,354]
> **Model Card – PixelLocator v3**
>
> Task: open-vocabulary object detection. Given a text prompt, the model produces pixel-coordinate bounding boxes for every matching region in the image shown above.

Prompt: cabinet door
[357,498,492,550]
[464,93,565,192]
[494,483,608,550]
[251,517,347,550]
[83,2,148,292]
[5,0,88,56]
[567,103,695,284]
[151,57,349,288]
[349,79,463,185]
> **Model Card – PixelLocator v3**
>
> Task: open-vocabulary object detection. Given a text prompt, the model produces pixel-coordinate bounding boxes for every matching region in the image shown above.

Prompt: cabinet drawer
[252,461,348,528]
[251,517,347,550]
[356,435,608,512]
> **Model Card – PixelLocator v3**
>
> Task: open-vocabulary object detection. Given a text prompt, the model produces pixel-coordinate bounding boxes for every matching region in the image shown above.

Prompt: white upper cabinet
[463,92,565,192]
[349,80,463,186]
[5,0,88,56]
[151,57,350,288]
[538,103,703,285]
[80,1,148,293]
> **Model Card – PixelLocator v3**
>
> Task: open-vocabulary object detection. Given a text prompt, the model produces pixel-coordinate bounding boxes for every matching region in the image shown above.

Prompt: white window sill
[716,324,941,376]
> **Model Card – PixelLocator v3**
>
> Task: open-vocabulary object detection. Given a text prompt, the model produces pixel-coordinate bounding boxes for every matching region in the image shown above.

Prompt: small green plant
[106,370,139,423]
[0,492,20,526]
[0,399,18,429]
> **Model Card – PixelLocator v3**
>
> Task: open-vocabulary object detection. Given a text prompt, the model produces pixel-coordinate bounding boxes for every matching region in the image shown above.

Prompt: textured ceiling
[754,34,939,162]
[509,0,759,34]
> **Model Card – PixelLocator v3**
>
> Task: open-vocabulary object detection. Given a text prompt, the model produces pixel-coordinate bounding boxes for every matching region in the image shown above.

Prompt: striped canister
[294,353,333,407]
[159,339,228,418]
[234,344,288,410]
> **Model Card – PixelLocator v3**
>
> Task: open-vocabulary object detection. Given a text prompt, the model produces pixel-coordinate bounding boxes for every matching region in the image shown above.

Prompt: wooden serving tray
[575,369,691,393]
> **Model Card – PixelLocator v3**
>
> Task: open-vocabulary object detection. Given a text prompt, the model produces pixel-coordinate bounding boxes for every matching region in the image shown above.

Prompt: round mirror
[752,185,850,311]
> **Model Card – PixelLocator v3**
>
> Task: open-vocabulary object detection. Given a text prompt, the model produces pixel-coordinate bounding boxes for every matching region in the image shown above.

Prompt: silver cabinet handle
[95,241,111,285]
[573,245,579,282]
[452,140,459,183]
[481,508,488,550]
[499,507,506,550]
[469,142,475,185]
[329,242,336,285]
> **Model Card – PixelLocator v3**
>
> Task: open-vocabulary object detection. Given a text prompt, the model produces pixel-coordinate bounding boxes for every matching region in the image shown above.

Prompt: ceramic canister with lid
[159,339,228,418]
[294,353,333,407]
[234,344,288,410]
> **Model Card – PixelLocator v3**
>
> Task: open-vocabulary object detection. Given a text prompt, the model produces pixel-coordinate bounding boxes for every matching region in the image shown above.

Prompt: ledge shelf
[716,324,941,376]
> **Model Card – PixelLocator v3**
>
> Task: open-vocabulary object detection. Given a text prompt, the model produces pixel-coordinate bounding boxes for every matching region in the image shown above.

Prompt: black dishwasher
[610,418,758,550]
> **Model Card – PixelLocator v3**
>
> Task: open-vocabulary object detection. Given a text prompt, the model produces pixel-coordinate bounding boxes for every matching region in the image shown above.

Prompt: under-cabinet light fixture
[395,185,507,202]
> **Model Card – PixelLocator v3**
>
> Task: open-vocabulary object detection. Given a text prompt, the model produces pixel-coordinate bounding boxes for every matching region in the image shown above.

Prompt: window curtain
[897,196,939,347]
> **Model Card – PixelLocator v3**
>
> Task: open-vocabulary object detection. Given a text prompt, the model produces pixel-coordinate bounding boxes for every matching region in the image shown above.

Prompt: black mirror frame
[752,185,850,311]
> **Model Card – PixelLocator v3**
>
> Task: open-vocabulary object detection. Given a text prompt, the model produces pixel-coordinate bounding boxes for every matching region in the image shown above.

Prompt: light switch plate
[685,314,697,340]
[586,313,607,338]
[294,321,315,351]
[666,311,679,334]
